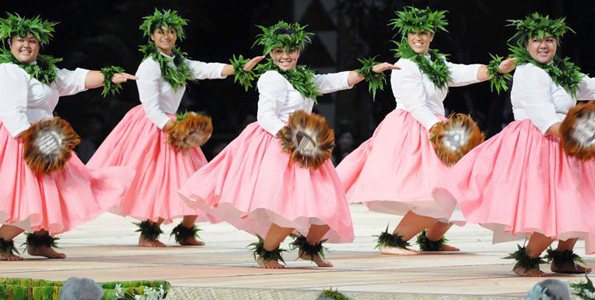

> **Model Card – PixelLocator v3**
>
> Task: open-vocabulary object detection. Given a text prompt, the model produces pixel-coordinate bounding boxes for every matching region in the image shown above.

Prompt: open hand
[243,56,266,72]
[498,58,516,74]
[112,73,137,84]
[372,63,400,73]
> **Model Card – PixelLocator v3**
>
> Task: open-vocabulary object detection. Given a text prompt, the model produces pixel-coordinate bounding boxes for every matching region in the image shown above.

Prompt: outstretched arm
[221,56,265,77]
[348,63,399,87]
[84,70,136,90]
[476,57,515,82]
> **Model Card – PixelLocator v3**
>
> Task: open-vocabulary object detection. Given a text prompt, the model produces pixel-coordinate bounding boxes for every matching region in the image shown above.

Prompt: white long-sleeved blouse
[0,62,89,137]
[256,70,352,135]
[135,52,227,129]
[511,63,595,134]
[390,56,482,130]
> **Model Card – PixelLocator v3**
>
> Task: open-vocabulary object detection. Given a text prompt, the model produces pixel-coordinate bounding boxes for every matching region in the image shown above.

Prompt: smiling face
[269,47,300,71]
[9,34,40,64]
[150,26,177,56]
[407,30,434,55]
[526,36,557,64]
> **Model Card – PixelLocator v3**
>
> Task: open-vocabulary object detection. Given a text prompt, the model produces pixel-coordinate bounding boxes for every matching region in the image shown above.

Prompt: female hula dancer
[336,6,515,255]
[179,21,397,268]
[433,13,595,277]
[87,9,263,248]
[0,13,136,261]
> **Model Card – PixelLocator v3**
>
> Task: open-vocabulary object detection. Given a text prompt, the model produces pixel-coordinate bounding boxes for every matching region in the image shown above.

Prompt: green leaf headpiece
[140,9,189,40]
[0,13,57,46]
[253,21,313,55]
[389,6,448,38]
[508,12,574,44]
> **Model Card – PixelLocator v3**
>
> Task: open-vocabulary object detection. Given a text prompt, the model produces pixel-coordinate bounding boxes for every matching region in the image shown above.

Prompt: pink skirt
[336,109,454,220]
[433,120,595,254]
[0,123,134,235]
[87,105,210,223]
[178,122,354,243]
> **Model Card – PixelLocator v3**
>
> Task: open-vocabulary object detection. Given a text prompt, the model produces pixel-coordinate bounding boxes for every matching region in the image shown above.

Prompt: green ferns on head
[0,13,57,46]
[140,9,188,40]
[508,12,574,44]
[254,21,313,55]
[139,10,193,91]
[389,6,448,38]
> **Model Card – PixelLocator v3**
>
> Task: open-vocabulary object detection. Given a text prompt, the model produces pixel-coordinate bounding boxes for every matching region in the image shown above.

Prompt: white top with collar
[511,63,595,133]
[390,56,482,130]
[256,70,352,135]
[135,52,227,129]
[0,62,89,137]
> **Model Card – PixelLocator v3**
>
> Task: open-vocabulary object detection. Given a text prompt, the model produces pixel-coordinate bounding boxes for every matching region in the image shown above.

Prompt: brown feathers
[560,102,595,161]
[431,114,485,166]
[20,117,80,174]
[165,112,213,152]
[278,110,335,170]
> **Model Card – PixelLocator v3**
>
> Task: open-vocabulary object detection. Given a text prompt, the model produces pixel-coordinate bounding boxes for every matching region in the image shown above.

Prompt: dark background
[2,0,594,163]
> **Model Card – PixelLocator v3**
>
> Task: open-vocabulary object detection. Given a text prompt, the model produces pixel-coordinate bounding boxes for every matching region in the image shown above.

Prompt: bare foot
[439,244,460,251]
[299,251,333,267]
[380,246,419,255]
[27,246,66,259]
[138,237,166,247]
[551,262,593,274]
[0,251,23,261]
[256,257,285,269]
[178,237,205,246]
[513,267,548,277]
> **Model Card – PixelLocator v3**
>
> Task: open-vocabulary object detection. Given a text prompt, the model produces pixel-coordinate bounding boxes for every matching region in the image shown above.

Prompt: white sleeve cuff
[155,115,171,130]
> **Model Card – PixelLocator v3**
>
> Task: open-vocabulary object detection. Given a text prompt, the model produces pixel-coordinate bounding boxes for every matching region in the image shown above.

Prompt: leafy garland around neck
[394,40,450,89]
[253,58,322,104]
[510,45,584,97]
[139,43,194,92]
[0,48,61,85]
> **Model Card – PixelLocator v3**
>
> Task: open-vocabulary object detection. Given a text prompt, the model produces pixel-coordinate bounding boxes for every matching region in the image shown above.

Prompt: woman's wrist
[546,122,562,137]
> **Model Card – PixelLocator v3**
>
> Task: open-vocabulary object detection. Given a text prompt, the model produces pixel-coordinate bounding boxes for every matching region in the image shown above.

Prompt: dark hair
[273,27,294,35]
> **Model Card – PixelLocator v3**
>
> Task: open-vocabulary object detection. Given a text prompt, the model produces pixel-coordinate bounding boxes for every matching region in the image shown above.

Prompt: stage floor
[1,204,591,299]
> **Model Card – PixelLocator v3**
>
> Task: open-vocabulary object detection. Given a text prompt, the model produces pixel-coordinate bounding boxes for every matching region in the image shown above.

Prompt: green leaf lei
[486,54,512,94]
[356,56,386,101]
[100,65,125,97]
[139,43,194,92]
[0,48,61,85]
[393,40,450,89]
[229,54,256,91]
[254,58,322,104]
[510,44,584,97]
